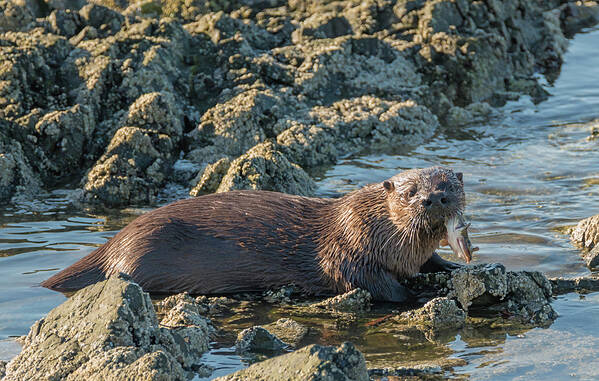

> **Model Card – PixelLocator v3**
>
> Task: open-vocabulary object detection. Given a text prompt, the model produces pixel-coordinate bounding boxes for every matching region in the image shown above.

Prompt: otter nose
[422,191,449,208]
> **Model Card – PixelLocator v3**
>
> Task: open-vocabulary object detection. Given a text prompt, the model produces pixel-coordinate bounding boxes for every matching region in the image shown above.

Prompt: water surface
[2,27,599,379]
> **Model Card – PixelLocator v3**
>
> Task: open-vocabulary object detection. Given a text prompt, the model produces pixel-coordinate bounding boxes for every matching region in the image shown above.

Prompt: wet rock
[403,264,557,327]
[401,297,466,332]
[449,263,508,311]
[583,245,599,269]
[82,126,175,206]
[235,326,286,354]
[504,271,556,327]
[188,89,285,160]
[368,365,443,379]
[34,104,95,181]
[0,133,41,204]
[448,264,556,326]
[217,141,316,196]
[261,318,308,347]
[291,37,421,101]
[311,288,372,312]
[78,4,124,35]
[262,284,297,304]
[571,214,599,249]
[0,0,35,33]
[3,274,212,380]
[189,157,231,196]
[1,0,598,209]
[216,342,368,381]
[292,14,353,43]
[550,276,599,295]
[559,2,599,37]
[0,360,5,379]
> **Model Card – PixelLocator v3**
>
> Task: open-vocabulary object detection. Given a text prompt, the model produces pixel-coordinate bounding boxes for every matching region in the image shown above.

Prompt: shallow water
[2,27,599,379]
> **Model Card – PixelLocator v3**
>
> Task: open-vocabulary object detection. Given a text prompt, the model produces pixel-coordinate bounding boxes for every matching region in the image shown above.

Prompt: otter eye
[408,186,417,198]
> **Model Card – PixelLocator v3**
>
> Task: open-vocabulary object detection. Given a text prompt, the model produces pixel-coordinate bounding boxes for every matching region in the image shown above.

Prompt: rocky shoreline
[1,0,599,208]
[3,0,599,379]
[0,262,576,380]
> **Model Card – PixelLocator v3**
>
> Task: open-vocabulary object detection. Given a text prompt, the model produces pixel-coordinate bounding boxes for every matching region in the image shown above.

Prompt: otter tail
[41,248,107,292]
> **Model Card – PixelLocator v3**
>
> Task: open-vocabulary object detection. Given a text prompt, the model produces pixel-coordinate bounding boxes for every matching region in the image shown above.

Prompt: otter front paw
[420,252,463,273]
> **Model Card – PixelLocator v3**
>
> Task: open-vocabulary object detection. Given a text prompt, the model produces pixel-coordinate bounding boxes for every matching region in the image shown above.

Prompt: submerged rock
[550,276,599,295]
[235,326,286,354]
[216,342,368,381]
[3,274,213,380]
[311,288,372,312]
[260,318,308,348]
[368,365,443,379]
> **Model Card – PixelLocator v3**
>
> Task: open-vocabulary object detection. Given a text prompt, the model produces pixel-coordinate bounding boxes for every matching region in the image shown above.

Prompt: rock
[82,126,175,206]
[0,132,41,204]
[571,214,599,250]
[505,271,556,327]
[401,297,466,332]
[449,263,509,311]
[3,274,212,380]
[583,245,599,269]
[401,264,557,328]
[0,360,6,379]
[33,104,95,181]
[235,326,286,354]
[262,284,297,304]
[1,0,598,209]
[189,157,231,196]
[311,288,372,312]
[448,264,556,327]
[216,342,368,381]
[368,365,443,379]
[0,0,35,33]
[260,318,308,347]
[550,276,599,295]
[216,141,316,196]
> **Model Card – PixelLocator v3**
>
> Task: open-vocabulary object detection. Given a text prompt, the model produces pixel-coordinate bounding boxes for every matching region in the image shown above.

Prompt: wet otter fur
[42,167,465,302]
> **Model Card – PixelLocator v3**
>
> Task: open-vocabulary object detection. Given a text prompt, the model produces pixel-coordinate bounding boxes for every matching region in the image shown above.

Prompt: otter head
[382,167,465,237]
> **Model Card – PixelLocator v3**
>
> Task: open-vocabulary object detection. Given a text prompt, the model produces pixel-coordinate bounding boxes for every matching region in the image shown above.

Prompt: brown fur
[42,167,465,302]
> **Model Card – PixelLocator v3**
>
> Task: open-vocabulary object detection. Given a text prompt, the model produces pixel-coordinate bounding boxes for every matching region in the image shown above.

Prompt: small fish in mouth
[440,213,478,263]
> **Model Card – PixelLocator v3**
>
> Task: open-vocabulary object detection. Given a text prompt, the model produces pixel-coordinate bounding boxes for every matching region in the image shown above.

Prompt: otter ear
[383,180,395,192]
[456,172,463,185]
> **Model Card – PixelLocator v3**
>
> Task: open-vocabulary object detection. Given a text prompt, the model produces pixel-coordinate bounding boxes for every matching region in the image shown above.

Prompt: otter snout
[422,190,450,208]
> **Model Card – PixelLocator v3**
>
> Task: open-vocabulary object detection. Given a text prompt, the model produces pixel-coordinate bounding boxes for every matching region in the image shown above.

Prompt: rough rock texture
[0,360,5,379]
[402,264,557,327]
[368,365,443,379]
[571,214,599,250]
[401,297,466,332]
[235,326,287,354]
[550,276,599,295]
[260,318,308,348]
[311,288,372,312]
[215,342,368,381]
[0,0,595,206]
[3,274,213,380]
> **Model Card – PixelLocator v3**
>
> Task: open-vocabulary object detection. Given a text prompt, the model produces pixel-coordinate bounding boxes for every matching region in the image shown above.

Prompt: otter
[42,167,470,302]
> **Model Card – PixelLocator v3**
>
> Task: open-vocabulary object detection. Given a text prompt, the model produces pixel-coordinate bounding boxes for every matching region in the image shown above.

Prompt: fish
[440,213,478,263]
